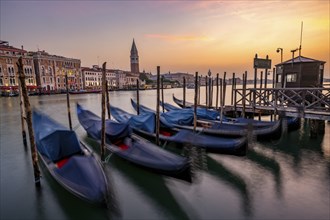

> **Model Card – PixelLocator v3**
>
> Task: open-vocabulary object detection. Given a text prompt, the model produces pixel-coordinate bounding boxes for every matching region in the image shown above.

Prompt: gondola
[171,94,300,131]
[131,99,283,140]
[162,100,275,128]
[32,110,109,205]
[110,105,248,155]
[76,104,192,181]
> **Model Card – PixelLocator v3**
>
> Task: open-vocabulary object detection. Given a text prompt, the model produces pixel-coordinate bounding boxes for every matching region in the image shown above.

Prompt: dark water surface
[1,88,329,220]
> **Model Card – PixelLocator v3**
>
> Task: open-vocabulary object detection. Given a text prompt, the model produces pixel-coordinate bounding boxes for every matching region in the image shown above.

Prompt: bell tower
[130,39,139,73]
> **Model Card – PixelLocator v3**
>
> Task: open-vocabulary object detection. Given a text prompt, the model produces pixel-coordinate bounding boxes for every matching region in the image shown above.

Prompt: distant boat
[186,84,195,89]
[69,90,100,94]
[32,110,109,205]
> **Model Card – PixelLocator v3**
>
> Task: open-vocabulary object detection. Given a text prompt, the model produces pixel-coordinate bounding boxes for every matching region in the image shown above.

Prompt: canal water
[1,87,329,220]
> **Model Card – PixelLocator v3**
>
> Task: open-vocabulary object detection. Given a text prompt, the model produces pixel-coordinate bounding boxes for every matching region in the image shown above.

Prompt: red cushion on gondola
[160,130,172,136]
[56,157,70,168]
[118,143,129,150]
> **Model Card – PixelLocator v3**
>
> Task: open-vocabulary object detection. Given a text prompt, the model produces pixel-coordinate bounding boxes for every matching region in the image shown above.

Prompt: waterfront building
[130,39,140,74]
[160,72,195,85]
[81,65,117,90]
[32,50,82,92]
[0,41,37,95]
[124,72,140,89]
[275,55,326,88]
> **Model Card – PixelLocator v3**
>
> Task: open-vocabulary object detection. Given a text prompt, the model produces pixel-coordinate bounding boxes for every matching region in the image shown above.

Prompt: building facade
[81,65,117,90]
[32,50,82,92]
[0,41,37,95]
[1,40,146,95]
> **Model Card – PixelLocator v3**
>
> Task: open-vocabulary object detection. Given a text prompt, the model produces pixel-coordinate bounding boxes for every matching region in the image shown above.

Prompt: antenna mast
[299,21,303,56]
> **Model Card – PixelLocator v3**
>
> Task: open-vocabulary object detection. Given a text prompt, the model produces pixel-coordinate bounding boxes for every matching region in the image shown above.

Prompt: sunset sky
[1,1,329,78]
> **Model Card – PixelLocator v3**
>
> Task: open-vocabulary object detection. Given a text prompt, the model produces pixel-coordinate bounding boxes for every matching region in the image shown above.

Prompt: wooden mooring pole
[106,80,111,119]
[18,78,27,148]
[183,76,186,108]
[216,73,219,110]
[242,72,247,118]
[194,72,198,131]
[219,78,223,120]
[105,80,111,119]
[156,66,160,145]
[198,76,201,105]
[161,76,165,113]
[136,79,140,115]
[65,73,72,130]
[101,62,107,161]
[209,77,213,108]
[231,72,235,106]
[205,76,208,107]
[17,57,41,185]
[220,72,227,123]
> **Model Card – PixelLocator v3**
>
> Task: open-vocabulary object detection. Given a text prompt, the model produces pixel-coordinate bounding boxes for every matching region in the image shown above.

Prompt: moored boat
[110,104,248,155]
[132,98,283,140]
[76,103,192,181]
[32,110,109,205]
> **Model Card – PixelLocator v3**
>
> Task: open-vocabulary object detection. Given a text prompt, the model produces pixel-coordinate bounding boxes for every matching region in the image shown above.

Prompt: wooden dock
[230,87,330,121]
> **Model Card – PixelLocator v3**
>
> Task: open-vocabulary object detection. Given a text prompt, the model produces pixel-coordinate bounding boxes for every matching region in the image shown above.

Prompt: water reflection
[261,119,325,172]
[2,91,329,220]
[109,156,190,220]
[246,148,282,198]
[207,156,252,217]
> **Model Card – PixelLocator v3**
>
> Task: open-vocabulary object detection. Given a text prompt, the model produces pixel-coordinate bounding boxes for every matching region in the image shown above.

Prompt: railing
[233,87,330,119]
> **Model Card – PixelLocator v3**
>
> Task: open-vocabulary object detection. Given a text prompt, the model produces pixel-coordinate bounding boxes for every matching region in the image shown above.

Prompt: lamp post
[276,48,283,63]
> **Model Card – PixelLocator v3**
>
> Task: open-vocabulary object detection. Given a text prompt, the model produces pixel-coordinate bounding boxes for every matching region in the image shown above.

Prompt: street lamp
[276,47,283,63]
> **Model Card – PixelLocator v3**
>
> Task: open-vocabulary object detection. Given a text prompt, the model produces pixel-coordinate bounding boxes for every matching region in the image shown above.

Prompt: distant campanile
[130,39,139,73]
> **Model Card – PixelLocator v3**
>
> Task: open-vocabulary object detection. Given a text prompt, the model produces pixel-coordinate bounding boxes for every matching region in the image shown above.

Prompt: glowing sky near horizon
[1,1,329,78]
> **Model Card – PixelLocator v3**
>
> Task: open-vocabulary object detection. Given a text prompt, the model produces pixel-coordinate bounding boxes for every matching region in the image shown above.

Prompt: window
[49,67,53,76]
[286,73,297,83]
[276,74,282,83]
[41,66,45,76]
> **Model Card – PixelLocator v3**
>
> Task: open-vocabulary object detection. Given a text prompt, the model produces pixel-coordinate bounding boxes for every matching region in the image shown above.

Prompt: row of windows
[85,77,114,81]
[277,73,297,83]
[84,72,116,77]
[7,67,15,74]
[41,66,53,76]
[86,82,116,86]
[24,68,33,75]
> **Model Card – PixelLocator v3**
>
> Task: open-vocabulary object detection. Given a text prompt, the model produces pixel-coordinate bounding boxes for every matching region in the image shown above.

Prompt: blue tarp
[131,99,193,128]
[77,104,131,141]
[161,100,222,121]
[161,109,194,127]
[32,110,109,204]
[110,105,156,133]
[54,155,107,202]
[32,110,81,162]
